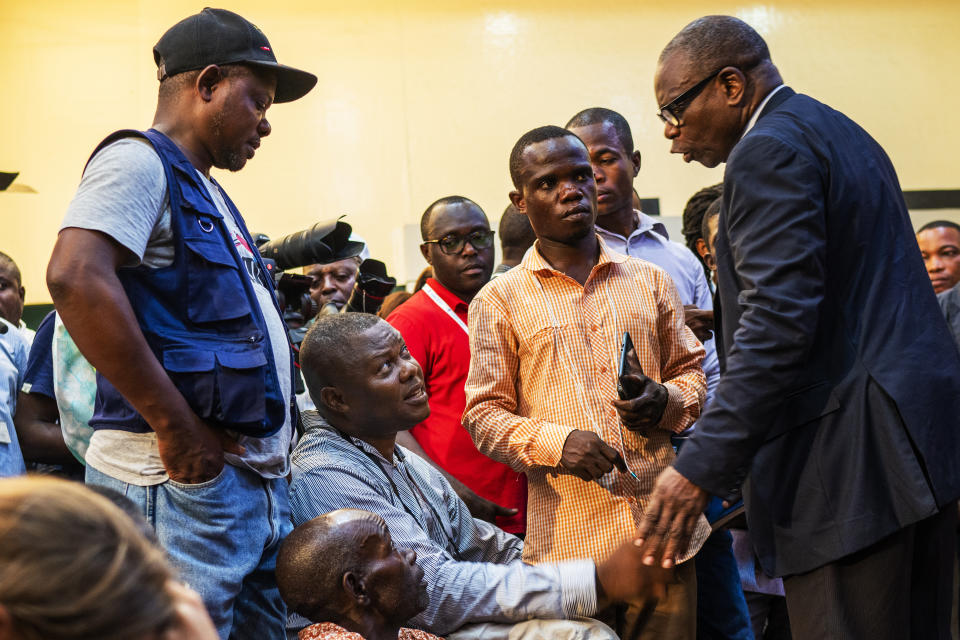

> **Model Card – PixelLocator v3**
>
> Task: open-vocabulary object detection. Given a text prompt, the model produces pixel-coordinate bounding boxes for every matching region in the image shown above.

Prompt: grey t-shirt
[61,137,293,485]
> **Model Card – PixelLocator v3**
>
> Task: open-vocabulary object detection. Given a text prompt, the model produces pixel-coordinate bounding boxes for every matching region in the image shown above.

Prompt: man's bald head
[300,312,380,393]
[299,313,429,434]
[659,15,771,77]
[276,509,388,623]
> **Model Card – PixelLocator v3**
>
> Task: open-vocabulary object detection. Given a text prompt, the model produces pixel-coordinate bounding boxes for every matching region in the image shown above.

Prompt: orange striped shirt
[463,236,710,565]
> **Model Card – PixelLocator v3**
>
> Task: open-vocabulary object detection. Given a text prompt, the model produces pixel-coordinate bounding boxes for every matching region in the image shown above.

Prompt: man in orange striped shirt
[463,126,709,640]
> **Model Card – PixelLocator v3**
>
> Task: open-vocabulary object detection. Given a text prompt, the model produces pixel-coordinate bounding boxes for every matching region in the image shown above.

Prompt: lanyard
[332,428,462,558]
[422,283,469,335]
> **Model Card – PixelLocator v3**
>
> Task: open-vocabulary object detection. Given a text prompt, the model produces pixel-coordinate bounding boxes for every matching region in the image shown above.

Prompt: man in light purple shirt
[567,108,751,640]
[566,109,718,404]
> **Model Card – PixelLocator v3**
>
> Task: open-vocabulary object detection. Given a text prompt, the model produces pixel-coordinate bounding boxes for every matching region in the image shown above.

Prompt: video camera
[254,218,396,329]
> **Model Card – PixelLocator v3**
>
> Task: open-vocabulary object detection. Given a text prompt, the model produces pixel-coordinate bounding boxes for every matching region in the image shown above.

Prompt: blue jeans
[86,463,292,640]
[696,527,754,640]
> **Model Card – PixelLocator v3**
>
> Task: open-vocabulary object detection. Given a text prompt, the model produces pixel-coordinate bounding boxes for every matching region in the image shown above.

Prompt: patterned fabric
[51,314,96,463]
[595,209,720,407]
[299,622,444,640]
[289,412,597,636]
[463,236,711,566]
[387,277,526,534]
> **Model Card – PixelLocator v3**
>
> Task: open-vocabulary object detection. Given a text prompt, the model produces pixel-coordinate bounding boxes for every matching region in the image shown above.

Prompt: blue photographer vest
[86,128,293,438]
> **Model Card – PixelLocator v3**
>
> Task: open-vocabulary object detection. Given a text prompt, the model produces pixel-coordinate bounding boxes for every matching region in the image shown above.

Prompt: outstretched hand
[636,466,708,569]
[596,537,670,609]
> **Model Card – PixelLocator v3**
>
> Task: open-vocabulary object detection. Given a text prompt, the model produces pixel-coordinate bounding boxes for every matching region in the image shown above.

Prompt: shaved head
[509,125,582,190]
[276,509,388,623]
[659,15,771,76]
[300,312,380,393]
[566,107,634,155]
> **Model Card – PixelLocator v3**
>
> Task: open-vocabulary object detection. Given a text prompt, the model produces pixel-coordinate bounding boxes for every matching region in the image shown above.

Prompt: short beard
[210,110,247,172]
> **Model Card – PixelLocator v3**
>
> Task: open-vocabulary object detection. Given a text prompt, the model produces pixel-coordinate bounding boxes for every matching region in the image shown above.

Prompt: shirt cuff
[532,421,578,467]
[658,383,692,434]
[556,559,598,618]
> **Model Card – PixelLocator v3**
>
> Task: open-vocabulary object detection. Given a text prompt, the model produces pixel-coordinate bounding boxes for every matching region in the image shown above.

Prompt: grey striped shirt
[289,411,598,635]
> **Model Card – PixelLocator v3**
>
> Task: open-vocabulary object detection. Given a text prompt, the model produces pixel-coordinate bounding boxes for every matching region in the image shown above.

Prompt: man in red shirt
[388,196,526,534]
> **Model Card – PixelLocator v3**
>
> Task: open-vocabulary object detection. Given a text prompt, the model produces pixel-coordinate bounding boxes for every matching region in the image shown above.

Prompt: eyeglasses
[657,60,762,127]
[656,67,724,127]
[423,230,495,255]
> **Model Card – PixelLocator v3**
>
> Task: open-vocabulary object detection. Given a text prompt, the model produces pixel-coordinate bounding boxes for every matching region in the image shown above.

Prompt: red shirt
[388,278,526,533]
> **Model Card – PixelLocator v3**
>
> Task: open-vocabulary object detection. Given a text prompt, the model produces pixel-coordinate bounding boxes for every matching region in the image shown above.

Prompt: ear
[695,237,710,261]
[704,251,717,272]
[508,190,526,215]
[718,66,747,106]
[630,150,642,177]
[18,286,24,302]
[343,571,370,605]
[419,243,433,266]
[319,385,348,414]
[196,64,226,102]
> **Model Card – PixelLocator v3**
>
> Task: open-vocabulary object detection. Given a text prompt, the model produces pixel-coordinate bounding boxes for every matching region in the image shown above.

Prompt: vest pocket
[181,235,252,324]
[162,346,268,430]
[214,350,268,425]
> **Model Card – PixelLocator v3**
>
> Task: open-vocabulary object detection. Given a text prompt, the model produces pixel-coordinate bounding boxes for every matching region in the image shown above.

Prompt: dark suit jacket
[674,87,960,577]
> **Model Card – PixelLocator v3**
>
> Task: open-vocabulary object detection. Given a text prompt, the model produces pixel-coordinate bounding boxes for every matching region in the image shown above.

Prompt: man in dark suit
[638,15,960,639]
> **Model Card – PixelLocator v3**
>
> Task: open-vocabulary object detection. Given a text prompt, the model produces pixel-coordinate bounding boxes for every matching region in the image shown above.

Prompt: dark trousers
[744,592,791,640]
[783,508,956,640]
[696,529,754,640]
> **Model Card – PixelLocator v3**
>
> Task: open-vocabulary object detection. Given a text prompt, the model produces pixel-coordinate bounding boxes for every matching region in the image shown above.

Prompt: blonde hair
[0,477,175,640]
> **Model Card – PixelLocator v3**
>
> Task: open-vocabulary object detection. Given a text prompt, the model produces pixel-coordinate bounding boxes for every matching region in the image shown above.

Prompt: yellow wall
[2,0,959,301]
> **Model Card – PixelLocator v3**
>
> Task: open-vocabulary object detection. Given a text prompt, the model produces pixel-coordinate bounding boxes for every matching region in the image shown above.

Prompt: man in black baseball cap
[154,7,316,103]
[47,8,315,639]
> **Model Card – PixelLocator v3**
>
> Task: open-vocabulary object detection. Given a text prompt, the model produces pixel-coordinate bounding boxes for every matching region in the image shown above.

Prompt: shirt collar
[740,84,787,141]
[634,210,670,240]
[424,277,469,311]
[595,209,670,244]
[520,233,628,275]
[300,410,402,465]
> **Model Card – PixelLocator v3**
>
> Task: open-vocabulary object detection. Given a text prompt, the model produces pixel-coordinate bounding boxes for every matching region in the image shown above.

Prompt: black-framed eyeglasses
[657,67,724,127]
[423,230,495,255]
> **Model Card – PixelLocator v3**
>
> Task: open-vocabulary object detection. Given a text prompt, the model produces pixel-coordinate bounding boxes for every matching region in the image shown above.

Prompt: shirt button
[600,366,607,373]
[591,324,599,332]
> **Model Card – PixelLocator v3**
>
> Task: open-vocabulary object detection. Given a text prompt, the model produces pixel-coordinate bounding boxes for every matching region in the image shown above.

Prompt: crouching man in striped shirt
[463,126,709,640]
[288,313,669,640]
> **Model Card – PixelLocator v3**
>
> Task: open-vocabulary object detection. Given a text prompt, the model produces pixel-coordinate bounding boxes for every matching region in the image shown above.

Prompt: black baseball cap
[153,8,317,103]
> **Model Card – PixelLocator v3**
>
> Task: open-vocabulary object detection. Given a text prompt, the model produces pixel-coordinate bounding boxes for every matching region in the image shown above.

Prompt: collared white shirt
[740,84,787,141]
[596,211,720,405]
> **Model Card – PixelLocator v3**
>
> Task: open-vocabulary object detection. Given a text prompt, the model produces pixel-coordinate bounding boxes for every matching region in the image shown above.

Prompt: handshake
[595,537,673,609]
